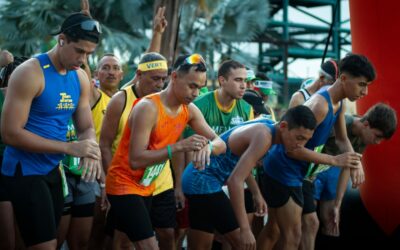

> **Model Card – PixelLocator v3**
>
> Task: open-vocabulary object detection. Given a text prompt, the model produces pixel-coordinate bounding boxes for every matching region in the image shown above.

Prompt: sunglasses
[185,54,205,65]
[64,20,102,34]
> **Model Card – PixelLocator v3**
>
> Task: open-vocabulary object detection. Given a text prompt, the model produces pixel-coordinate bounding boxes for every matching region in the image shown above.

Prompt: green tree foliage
[0,0,269,72]
[0,0,153,61]
[179,0,269,67]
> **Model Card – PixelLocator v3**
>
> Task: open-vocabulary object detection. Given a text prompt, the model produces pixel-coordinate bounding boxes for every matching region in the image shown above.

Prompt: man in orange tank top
[105,54,226,249]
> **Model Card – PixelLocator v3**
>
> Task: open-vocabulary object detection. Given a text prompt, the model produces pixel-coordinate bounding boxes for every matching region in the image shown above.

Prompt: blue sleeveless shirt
[264,89,342,186]
[182,119,276,195]
[2,53,81,176]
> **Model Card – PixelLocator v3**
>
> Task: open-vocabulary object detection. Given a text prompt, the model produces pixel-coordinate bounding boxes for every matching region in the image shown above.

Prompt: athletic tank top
[299,88,312,101]
[112,85,173,195]
[91,89,111,142]
[182,119,276,194]
[264,89,342,186]
[112,85,138,154]
[184,90,253,137]
[305,89,342,149]
[106,93,189,196]
[2,53,80,176]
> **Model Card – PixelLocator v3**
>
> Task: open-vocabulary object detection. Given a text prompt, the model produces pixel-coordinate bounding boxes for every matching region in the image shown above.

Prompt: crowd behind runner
[0,1,397,250]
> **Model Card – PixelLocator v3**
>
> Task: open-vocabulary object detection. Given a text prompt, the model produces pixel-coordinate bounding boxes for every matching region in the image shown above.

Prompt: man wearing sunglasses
[1,12,102,249]
[105,54,226,249]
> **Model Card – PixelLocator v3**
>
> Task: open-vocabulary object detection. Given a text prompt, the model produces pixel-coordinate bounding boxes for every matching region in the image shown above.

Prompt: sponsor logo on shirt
[56,93,75,110]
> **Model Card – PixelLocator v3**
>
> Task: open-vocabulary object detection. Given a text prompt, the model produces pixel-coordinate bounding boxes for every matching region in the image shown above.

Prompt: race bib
[62,120,82,175]
[63,155,82,175]
[140,161,167,187]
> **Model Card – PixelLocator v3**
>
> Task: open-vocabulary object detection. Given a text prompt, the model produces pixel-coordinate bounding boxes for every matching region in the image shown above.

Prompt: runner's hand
[67,139,101,160]
[253,194,268,217]
[326,205,340,236]
[192,142,211,170]
[0,50,13,67]
[350,162,365,188]
[332,152,362,168]
[79,157,102,182]
[80,0,91,17]
[174,187,185,211]
[240,228,256,250]
[175,134,208,152]
[153,6,168,33]
[100,186,110,211]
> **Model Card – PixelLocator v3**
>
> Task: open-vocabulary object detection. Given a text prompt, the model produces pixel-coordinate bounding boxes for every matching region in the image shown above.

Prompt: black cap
[52,13,101,44]
[243,90,269,115]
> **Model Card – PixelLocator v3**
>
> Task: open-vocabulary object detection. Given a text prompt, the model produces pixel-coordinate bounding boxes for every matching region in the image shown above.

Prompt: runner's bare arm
[227,130,270,249]
[146,6,168,53]
[99,91,125,173]
[73,69,102,181]
[1,59,73,154]
[288,91,306,108]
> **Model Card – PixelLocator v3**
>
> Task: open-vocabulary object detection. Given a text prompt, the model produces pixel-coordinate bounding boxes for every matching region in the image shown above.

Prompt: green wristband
[167,145,173,159]
[208,140,213,154]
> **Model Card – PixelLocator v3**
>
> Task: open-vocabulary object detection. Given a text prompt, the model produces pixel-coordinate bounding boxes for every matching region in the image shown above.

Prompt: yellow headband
[137,60,168,72]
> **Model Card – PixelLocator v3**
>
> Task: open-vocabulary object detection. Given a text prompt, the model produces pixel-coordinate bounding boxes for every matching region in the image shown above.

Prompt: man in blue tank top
[0,11,102,249]
[258,54,376,250]
[182,106,317,250]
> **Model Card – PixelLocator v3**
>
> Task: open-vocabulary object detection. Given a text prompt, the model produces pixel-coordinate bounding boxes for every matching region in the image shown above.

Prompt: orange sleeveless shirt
[106,93,190,196]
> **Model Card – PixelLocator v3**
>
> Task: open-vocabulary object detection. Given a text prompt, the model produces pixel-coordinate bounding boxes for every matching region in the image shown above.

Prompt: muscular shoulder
[76,68,91,87]
[109,90,127,107]
[252,123,273,141]
[106,90,127,115]
[188,102,202,120]
[305,94,329,125]
[133,98,158,117]
[289,91,305,108]
[7,58,43,97]
[231,123,272,155]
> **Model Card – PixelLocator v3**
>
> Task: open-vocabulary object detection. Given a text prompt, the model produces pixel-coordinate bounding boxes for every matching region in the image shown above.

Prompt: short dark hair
[64,33,80,44]
[218,60,245,79]
[139,52,167,64]
[339,53,376,82]
[173,54,206,76]
[96,53,120,70]
[360,103,397,139]
[281,105,317,130]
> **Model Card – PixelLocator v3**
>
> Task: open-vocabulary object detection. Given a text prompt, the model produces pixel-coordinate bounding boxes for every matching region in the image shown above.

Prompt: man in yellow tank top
[100,52,177,249]
[90,53,124,142]
[105,54,226,249]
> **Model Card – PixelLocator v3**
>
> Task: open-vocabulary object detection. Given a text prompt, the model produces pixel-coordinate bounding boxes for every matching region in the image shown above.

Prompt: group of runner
[0,2,397,250]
